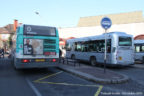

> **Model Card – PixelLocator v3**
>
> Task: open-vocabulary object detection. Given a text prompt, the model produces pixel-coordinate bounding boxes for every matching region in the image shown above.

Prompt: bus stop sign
[101,17,112,30]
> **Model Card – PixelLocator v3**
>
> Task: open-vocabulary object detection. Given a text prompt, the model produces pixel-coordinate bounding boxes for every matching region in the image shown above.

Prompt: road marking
[36,81,100,87]
[94,85,103,96]
[33,71,103,96]
[36,81,103,96]
[26,78,42,96]
[34,71,63,82]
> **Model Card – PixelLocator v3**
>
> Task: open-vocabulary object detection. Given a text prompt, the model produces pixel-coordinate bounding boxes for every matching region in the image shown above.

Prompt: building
[58,11,144,41]
[0,20,18,52]
[77,11,144,27]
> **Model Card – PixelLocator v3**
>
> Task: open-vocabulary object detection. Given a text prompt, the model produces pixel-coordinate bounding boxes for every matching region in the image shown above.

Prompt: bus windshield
[119,37,132,46]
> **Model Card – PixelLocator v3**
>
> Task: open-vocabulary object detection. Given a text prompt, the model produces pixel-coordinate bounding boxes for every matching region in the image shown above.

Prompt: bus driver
[24,39,33,55]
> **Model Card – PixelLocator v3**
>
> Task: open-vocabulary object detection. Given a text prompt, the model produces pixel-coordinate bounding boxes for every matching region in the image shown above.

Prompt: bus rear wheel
[13,57,18,70]
[90,57,97,66]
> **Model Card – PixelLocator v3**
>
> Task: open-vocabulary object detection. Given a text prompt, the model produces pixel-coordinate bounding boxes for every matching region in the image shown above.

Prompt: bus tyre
[13,58,17,70]
[71,55,75,60]
[90,57,97,66]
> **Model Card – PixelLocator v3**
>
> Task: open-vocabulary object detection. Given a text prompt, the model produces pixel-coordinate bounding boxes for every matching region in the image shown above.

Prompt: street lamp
[35,11,39,15]
[35,11,45,24]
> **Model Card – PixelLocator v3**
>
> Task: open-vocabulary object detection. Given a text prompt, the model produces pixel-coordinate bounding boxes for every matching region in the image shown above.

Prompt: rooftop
[0,24,15,34]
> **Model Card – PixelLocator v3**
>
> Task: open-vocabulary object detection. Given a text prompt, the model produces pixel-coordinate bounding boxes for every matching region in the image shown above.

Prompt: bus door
[97,39,112,64]
[106,39,112,64]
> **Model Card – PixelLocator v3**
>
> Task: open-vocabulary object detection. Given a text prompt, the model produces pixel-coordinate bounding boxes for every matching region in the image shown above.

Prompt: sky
[0,0,144,27]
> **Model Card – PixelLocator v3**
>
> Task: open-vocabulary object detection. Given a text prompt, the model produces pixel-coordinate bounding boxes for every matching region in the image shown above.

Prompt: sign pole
[104,29,107,73]
[101,17,112,74]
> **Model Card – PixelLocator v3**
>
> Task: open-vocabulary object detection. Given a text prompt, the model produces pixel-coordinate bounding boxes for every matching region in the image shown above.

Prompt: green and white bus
[11,24,59,69]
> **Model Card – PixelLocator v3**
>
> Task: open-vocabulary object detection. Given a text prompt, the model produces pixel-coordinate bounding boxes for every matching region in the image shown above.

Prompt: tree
[8,34,13,48]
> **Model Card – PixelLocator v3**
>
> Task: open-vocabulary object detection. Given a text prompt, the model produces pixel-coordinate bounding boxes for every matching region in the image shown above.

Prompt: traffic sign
[100,17,112,74]
[101,17,112,30]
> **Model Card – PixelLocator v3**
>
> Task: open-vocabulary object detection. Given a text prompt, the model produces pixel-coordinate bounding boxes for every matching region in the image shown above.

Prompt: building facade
[58,11,144,40]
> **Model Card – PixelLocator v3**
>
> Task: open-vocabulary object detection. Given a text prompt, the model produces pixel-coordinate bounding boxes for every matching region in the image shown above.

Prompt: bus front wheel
[90,57,97,66]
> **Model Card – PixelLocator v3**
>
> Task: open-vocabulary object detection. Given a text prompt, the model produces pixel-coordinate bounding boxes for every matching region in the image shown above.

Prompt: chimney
[14,19,18,31]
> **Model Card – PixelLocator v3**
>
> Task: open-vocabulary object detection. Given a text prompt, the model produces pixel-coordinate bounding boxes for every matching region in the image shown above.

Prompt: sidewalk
[132,63,144,69]
[0,54,9,59]
[58,61,129,84]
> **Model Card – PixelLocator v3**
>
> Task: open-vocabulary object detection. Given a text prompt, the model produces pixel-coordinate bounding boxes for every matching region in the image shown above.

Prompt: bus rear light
[52,59,56,62]
[22,59,30,63]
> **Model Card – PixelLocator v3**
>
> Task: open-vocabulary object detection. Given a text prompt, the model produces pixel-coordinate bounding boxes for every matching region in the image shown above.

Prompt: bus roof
[67,32,132,42]
[134,40,144,44]
[19,24,56,28]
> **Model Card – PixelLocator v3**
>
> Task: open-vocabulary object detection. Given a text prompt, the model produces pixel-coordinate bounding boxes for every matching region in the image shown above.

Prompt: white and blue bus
[11,24,59,69]
[134,40,144,63]
[66,32,134,66]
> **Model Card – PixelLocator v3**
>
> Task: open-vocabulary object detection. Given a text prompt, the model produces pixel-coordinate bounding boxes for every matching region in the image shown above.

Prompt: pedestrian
[0,48,1,58]
[1,48,4,58]
[59,49,62,58]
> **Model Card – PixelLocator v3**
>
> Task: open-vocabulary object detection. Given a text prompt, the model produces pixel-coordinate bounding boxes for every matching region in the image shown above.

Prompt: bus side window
[74,42,77,51]
[81,45,84,52]
[88,43,93,52]
[100,40,105,53]
[66,42,71,51]
[75,42,82,52]
[95,40,98,52]
[81,42,85,52]
[135,45,140,52]
[142,45,144,52]
[97,40,101,52]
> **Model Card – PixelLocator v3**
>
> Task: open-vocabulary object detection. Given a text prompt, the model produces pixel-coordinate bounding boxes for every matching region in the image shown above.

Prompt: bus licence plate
[35,59,45,62]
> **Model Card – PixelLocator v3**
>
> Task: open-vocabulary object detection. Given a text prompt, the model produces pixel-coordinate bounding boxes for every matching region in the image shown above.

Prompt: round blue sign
[101,17,112,30]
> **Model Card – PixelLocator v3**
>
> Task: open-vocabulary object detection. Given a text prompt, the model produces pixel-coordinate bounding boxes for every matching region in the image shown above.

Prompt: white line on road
[26,78,42,96]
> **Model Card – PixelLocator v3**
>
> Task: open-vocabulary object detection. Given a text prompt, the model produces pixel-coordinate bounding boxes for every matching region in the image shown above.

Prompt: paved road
[0,58,144,96]
[0,59,101,96]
